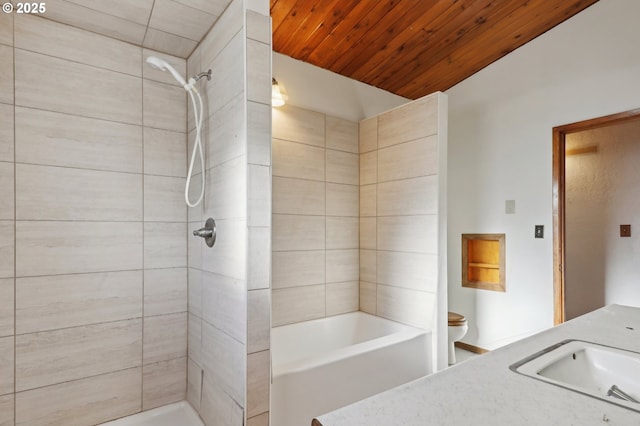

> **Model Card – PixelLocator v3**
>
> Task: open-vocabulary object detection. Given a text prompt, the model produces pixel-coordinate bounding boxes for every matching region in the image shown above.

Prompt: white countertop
[314,305,640,425]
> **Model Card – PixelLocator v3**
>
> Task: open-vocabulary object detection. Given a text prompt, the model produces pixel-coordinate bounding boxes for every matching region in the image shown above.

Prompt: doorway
[553,108,640,324]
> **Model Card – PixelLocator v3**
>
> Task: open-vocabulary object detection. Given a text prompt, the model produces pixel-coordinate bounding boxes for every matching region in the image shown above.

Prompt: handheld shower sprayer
[146,56,188,89]
[145,56,210,208]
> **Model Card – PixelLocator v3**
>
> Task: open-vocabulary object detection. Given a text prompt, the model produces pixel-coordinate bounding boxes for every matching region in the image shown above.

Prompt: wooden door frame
[552,108,640,325]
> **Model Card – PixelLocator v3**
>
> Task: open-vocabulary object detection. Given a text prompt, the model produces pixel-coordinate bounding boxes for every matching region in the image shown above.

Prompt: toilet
[447,312,468,365]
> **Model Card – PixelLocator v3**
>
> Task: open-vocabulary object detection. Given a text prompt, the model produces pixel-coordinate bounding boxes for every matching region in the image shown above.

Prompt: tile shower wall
[272,105,360,326]
[0,14,15,426]
[1,14,187,426]
[186,1,272,425]
[359,94,444,331]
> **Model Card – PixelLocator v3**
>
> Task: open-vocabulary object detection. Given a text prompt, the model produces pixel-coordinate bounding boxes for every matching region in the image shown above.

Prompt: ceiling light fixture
[272,78,285,107]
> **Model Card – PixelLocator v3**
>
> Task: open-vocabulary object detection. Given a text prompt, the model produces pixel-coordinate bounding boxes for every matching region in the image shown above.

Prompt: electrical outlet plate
[620,225,631,237]
[535,225,544,239]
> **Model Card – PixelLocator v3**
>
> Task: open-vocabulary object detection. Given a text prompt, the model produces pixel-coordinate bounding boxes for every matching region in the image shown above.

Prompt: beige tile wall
[272,105,360,327]
[31,0,231,59]
[186,1,272,425]
[1,14,188,425]
[359,94,442,330]
[15,368,142,426]
[0,15,13,426]
[138,22,188,410]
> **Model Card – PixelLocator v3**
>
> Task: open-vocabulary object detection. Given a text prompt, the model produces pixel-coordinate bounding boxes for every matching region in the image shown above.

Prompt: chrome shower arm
[193,69,212,82]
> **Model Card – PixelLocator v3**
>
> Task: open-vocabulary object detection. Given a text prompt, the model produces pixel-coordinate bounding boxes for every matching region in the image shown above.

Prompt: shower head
[146,56,188,89]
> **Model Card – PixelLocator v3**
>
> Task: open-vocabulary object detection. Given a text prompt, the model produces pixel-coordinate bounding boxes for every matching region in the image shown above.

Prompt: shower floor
[99,401,204,426]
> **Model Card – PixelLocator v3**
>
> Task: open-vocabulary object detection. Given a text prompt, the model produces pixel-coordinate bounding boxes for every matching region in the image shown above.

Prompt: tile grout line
[13,365,144,397]
[12,267,180,280]
[184,49,191,407]
[14,46,147,81]
[275,136,360,155]
[14,103,185,134]
[11,160,189,179]
[14,316,147,338]
[12,219,184,224]
[13,99,185,133]
[142,0,156,47]
[375,116,380,316]
[357,123,361,313]
[17,8,145,57]
[12,15,17,421]
[323,116,327,320]
[287,175,358,189]
[140,48,145,413]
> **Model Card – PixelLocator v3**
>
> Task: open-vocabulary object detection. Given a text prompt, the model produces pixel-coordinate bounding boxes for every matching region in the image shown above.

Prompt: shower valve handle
[193,218,216,248]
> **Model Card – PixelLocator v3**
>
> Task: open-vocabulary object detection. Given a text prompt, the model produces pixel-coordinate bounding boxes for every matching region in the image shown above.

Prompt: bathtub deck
[99,402,203,426]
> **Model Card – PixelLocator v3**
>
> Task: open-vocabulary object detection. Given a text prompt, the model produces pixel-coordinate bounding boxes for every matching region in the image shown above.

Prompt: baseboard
[455,341,489,354]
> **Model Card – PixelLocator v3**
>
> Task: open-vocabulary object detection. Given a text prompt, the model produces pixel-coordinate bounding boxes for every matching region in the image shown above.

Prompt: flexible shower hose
[185,84,205,207]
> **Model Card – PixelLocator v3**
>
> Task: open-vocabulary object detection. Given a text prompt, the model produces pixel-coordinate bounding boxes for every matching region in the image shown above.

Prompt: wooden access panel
[462,234,505,292]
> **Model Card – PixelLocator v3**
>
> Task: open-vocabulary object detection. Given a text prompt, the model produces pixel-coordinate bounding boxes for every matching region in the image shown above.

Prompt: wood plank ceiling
[271,0,600,99]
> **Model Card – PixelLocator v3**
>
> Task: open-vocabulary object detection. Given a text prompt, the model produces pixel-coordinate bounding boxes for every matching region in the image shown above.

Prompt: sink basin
[510,339,640,412]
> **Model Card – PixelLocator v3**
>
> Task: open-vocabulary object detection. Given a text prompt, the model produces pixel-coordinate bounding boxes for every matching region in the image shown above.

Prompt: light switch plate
[505,200,516,215]
[620,224,631,237]
[535,225,544,238]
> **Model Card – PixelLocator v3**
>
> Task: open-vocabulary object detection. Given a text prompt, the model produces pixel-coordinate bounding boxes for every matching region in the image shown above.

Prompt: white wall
[272,52,408,122]
[565,121,640,320]
[447,0,640,349]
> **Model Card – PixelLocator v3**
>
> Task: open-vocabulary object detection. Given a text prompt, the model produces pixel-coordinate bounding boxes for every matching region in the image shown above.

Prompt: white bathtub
[271,312,431,426]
